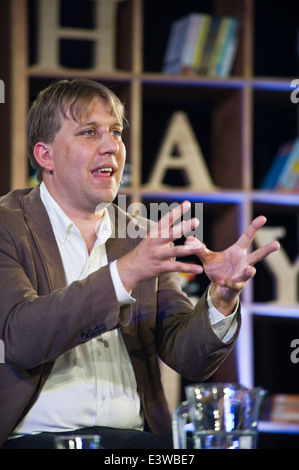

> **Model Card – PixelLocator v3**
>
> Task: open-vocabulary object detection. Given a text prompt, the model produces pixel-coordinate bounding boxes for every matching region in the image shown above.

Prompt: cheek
[53,142,89,172]
[119,143,126,166]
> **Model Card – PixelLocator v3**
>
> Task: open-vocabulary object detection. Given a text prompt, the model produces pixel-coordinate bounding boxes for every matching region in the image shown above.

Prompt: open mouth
[91,167,114,177]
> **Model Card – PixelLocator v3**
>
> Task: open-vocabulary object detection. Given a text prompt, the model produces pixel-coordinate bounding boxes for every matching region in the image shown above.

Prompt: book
[197,17,221,75]
[191,14,212,70]
[208,17,231,76]
[276,137,299,192]
[267,394,299,423]
[162,13,239,77]
[216,17,239,77]
[162,13,203,74]
[260,139,295,190]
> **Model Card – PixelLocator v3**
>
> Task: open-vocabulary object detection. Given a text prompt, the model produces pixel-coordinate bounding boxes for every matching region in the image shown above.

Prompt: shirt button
[97,350,102,356]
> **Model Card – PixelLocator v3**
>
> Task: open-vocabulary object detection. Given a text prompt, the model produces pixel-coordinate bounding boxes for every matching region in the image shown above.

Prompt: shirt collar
[39,182,112,245]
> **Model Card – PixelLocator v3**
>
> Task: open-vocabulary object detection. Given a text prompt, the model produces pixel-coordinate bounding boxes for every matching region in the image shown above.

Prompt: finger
[185,236,202,246]
[165,242,205,261]
[156,201,191,234]
[170,218,200,240]
[162,259,203,275]
[185,236,209,262]
[236,216,267,251]
[219,266,256,289]
[149,218,199,242]
[246,240,280,266]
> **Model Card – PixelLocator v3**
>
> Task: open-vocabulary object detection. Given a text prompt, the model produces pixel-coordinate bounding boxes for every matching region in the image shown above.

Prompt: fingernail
[182,201,191,210]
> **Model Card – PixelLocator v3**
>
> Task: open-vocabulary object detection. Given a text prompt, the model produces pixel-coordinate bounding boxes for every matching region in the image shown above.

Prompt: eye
[82,128,96,136]
[111,129,123,140]
[78,127,97,137]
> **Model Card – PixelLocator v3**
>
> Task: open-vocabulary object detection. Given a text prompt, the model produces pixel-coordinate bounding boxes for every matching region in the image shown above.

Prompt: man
[0,79,279,449]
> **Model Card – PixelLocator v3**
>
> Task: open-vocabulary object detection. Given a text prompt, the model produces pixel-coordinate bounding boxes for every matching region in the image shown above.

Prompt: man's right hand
[116,201,204,293]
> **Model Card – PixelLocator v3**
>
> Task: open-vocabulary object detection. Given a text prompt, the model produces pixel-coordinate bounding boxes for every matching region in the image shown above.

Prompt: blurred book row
[261,138,299,193]
[162,13,239,77]
[263,394,299,423]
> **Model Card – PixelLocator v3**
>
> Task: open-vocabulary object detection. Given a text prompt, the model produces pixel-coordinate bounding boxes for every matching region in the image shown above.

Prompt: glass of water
[54,434,101,449]
[172,383,266,449]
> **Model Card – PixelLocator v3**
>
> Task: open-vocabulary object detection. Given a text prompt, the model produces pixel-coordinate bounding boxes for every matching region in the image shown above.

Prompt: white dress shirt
[13,182,238,436]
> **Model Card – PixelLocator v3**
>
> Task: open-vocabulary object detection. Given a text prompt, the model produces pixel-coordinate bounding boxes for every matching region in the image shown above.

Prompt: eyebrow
[76,119,123,130]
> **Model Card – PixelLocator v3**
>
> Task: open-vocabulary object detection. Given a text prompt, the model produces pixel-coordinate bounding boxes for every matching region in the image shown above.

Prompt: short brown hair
[27,79,128,181]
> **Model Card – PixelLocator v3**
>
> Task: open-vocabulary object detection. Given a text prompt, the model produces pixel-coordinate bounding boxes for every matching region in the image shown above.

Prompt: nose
[99,129,119,155]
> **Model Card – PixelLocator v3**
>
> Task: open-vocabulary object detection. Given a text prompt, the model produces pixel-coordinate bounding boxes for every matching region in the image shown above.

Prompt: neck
[69,210,107,255]
[41,180,105,254]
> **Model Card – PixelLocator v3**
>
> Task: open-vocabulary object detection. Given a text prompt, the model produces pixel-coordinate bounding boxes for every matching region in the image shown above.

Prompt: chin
[93,188,118,207]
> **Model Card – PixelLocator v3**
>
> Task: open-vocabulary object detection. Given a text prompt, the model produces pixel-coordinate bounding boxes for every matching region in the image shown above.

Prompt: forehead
[63,97,122,128]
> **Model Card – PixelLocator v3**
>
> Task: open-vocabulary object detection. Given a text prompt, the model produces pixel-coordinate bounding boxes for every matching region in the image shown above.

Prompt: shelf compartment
[141,82,244,190]
[253,314,299,395]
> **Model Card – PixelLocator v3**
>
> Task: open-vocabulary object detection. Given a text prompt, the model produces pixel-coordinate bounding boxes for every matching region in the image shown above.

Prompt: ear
[33,142,54,172]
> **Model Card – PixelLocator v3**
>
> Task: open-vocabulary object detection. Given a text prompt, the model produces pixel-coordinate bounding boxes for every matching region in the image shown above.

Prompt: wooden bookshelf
[1,0,299,445]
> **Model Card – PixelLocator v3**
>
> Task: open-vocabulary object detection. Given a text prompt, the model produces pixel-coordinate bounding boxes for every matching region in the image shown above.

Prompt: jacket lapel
[105,203,136,262]
[21,185,67,291]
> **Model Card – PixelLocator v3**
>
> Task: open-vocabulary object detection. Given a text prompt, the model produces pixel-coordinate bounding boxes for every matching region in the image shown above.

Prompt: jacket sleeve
[155,271,241,382]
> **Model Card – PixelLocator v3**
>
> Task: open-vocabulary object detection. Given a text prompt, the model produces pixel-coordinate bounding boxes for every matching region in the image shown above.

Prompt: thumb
[185,236,205,250]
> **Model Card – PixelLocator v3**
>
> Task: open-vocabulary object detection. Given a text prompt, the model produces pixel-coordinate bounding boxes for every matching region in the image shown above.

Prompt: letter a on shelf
[147,111,215,191]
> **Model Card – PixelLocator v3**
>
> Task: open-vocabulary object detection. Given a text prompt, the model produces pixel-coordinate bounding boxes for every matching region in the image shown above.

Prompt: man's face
[43,97,126,216]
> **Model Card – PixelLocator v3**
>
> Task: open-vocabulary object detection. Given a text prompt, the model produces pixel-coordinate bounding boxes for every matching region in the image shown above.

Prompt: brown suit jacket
[0,185,240,446]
